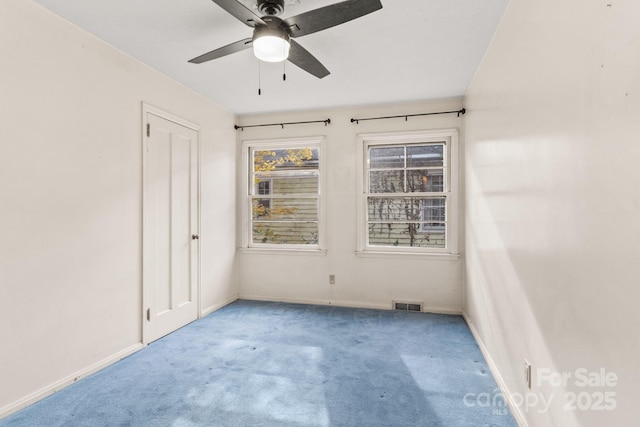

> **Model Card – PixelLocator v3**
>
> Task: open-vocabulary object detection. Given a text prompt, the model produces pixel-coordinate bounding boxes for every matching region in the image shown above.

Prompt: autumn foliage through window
[249,144,321,247]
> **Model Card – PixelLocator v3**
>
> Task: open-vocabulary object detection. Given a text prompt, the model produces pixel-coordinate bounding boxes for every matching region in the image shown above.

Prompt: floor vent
[394,302,423,312]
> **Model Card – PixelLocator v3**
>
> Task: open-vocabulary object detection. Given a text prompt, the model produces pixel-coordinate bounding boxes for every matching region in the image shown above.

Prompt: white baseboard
[462,312,529,427]
[0,343,144,420]
[200,295,238,318]
[241,294,394,311]
[423,306,463,315]
[239,294,462,315]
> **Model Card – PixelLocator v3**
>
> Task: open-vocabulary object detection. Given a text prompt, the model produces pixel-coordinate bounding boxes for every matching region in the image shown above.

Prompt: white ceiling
[32,0,509,114]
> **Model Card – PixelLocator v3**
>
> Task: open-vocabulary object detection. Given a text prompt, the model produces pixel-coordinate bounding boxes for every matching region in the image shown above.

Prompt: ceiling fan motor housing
[253,16,290,42]
[258,0,284,16]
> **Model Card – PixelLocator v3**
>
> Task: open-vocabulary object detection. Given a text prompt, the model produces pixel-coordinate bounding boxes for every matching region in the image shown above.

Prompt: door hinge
[146,308,151,321]
[146,123,150,137]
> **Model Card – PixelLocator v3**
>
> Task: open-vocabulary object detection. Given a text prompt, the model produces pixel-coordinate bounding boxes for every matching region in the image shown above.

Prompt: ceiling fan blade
[188,38,253,64]
[287,40,330,79]
[283,0,382,38]
[210,0,265,27]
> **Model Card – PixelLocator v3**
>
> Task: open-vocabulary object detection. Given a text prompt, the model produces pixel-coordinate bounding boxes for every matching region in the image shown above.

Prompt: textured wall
[464,0,640,425]
[0,0,236,415]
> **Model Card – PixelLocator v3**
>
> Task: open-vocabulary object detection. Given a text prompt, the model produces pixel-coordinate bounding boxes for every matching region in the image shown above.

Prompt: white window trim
[241,136,326,254]
[356,129,459,258]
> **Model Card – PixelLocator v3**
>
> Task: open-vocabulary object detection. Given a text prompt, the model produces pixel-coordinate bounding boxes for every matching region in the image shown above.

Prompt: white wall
[236,99,464,313]
[0,0,236,416]
[464,0,640,425]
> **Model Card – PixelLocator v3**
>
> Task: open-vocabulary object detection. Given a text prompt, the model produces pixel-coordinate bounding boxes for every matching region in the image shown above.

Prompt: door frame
[141,102,201,345]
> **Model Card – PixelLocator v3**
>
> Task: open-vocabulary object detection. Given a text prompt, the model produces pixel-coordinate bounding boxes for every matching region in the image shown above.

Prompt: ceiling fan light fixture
[253,34,290,62]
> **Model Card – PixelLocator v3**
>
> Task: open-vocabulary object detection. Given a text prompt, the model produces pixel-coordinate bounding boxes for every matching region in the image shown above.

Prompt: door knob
[192,234,199,240]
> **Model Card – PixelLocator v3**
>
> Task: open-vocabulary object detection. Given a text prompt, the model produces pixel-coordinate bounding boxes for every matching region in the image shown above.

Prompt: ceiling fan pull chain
[258,61,262,95]
[283,43,287,81]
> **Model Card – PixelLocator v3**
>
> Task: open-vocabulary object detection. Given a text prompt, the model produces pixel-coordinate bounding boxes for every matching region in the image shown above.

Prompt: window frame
[356,129,459,258]
[241,136,326,254]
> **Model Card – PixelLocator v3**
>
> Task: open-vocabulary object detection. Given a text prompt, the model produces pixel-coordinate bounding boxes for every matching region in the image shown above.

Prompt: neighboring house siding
[272,176,317,194]
[368,223,445,248]
[252,222,318,245]
[252,175,318,244]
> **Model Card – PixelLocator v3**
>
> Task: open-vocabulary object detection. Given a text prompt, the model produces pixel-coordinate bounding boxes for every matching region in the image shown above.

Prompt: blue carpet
[1,300,517,426]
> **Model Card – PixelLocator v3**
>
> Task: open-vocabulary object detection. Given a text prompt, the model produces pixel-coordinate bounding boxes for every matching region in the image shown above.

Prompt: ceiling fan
[189,0,383,79]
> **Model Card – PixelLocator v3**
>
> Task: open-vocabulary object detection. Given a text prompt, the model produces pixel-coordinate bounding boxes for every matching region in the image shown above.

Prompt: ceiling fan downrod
[258,0,284,16]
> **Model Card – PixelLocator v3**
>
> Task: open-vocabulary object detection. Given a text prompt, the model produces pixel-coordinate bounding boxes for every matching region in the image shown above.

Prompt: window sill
[355,250,460,261]
[239,247,328,256]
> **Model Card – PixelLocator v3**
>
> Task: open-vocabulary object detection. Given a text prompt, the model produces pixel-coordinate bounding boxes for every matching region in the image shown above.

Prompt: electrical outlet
[524,360,532,389]
[329,274,335,285]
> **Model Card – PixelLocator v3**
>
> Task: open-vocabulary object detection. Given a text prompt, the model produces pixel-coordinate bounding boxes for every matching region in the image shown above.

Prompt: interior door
[143,109,199,343]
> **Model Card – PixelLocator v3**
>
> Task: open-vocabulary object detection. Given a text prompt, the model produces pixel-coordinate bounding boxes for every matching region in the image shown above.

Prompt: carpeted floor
[1,300,517,426]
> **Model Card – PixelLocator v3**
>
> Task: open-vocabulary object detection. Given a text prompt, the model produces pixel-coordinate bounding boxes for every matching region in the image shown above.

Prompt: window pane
[407,144,443,168]
[252,198,317,221]
[368,197,445,222]
[420,198,445,222]
[368,197,422,221]
[254,147,318,173]
[369,146,404,168]
[253,175,318,195]
[406,170,444,192]
[369,170,405,193]
[368,222,445,248]
[252,222,318,245]
[253,198,271,217]
[416,222,446,248]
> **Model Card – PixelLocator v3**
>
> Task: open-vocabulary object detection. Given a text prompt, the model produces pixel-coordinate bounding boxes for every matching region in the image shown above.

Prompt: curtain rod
[350,108,465,124]
[234,118,331,131]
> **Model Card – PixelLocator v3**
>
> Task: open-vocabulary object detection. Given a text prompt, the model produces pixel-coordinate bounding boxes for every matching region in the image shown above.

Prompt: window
[357,129,458,256]
[243,137,324,250]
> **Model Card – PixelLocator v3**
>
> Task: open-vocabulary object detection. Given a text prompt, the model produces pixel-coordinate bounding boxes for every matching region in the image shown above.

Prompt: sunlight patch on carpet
[186,340,329,426]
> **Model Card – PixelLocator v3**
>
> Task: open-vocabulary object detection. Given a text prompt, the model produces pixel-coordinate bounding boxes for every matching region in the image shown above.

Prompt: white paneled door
[143,108,199,343]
